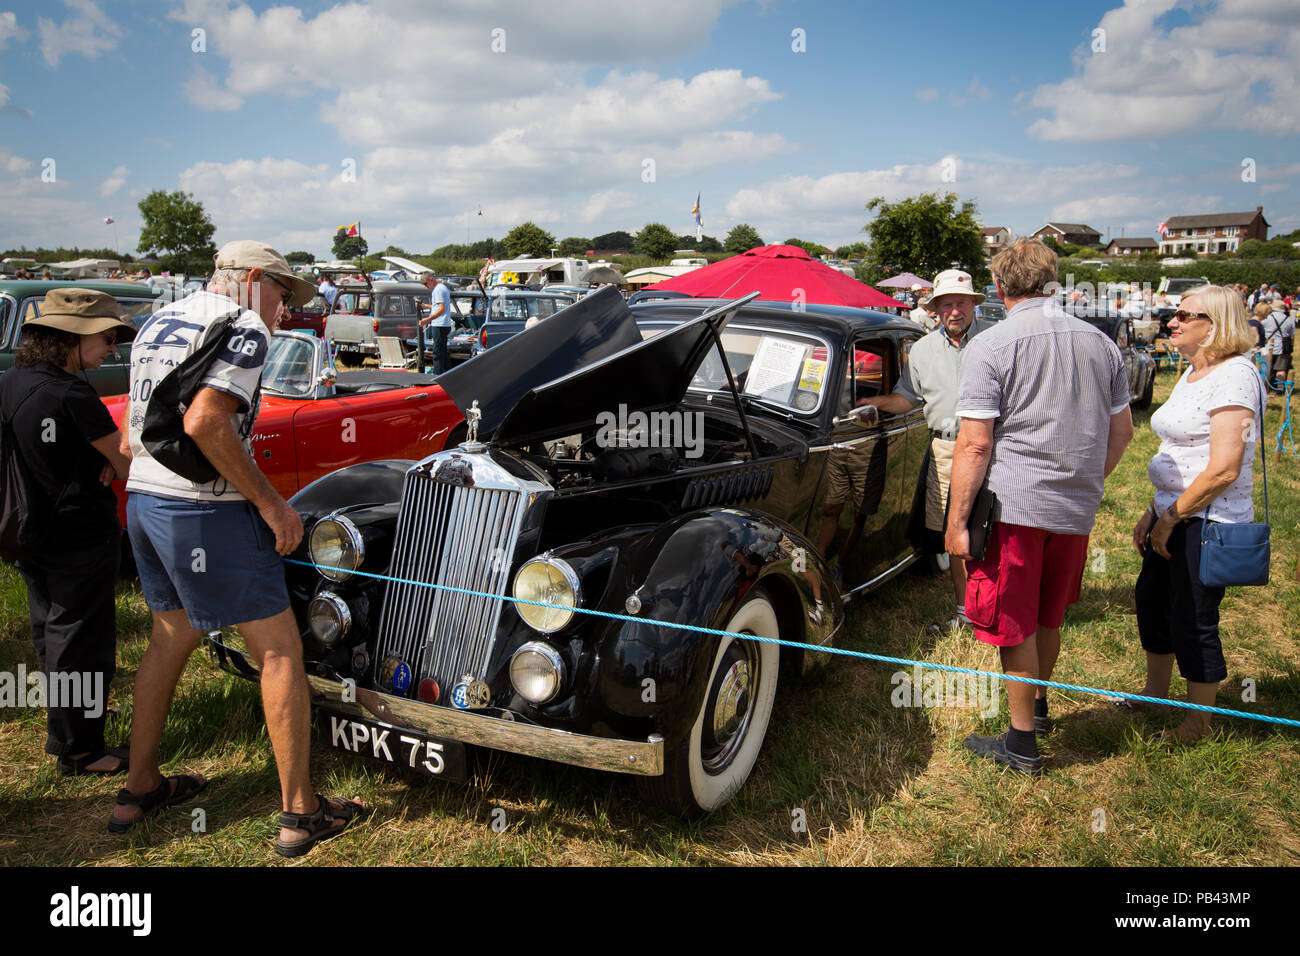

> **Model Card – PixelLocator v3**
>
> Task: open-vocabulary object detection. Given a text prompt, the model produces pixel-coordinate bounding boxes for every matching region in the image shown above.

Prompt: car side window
[382,295,404,316]
[851,338,890,405]
[0,297,13,349]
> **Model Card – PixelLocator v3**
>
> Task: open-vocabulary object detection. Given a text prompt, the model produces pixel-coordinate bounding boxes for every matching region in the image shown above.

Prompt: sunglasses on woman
[1170,309,1211,322]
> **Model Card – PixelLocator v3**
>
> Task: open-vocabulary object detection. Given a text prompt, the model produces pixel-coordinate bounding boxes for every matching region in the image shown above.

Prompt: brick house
[1105,237,1158,256]
[1157,206,1269,255]
[1032,222,1103,247]
[981,226,1011,254]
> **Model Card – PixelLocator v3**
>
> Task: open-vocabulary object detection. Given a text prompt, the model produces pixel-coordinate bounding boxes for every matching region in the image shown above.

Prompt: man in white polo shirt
[855,269,993,627]
[111,240,367,856]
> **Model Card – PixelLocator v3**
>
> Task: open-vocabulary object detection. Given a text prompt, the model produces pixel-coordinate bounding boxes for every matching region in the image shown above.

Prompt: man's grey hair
[209,267,251,296]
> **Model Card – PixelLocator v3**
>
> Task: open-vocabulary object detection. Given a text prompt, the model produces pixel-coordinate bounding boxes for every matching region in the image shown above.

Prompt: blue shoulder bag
[1197,375,1270,587]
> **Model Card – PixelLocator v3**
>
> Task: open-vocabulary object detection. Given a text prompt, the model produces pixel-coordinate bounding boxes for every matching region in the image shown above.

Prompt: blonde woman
[1130,286,1261,743]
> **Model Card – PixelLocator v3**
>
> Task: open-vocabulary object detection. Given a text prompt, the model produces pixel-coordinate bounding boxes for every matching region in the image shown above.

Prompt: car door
[812,334,908,589]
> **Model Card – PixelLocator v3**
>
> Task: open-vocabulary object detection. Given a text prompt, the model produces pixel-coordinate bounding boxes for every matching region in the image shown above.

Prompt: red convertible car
[102,330,466,524]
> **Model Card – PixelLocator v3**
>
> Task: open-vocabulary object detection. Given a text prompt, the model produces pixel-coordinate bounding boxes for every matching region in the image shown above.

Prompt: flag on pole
[104,216,114,224]
[337,221,360,237]
[1156,221,1168,236]
[691,193,701,226]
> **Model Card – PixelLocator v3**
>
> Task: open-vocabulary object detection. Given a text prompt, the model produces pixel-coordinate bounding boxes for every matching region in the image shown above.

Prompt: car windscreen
[488,296,569,320]
[19,295,156,344]
[261,335,317,397]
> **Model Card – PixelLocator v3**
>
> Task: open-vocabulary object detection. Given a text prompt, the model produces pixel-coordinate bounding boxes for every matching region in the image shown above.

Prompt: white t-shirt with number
[1148,355,1261,524]
[125,291,269,502]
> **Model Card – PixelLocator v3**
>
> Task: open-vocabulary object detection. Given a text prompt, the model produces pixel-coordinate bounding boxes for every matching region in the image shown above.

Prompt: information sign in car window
[744,336,804,402]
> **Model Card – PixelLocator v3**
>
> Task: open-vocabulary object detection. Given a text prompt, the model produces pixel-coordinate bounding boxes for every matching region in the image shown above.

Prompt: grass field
[2,372,1298,867]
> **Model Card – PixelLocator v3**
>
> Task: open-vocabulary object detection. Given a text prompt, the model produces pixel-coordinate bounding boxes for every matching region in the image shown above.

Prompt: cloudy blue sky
[1,0,1297,258]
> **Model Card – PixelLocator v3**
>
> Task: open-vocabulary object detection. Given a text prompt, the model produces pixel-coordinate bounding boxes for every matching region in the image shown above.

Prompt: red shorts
[964,522,1089,647]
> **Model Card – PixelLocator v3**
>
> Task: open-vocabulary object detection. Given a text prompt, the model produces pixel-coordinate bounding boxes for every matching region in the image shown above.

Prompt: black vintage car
[211,287,932,815]
[1063,304,1157,409]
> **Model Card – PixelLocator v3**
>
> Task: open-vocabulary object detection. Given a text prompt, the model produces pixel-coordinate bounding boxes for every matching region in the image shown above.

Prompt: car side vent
[682,465,774,509]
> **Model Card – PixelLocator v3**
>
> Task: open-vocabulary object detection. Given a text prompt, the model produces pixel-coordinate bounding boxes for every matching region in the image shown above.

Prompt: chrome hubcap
[702,637,759,775]
[712,660,750,741]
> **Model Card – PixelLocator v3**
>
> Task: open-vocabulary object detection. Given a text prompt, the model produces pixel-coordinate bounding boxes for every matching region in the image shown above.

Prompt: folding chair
[377,336,415,370]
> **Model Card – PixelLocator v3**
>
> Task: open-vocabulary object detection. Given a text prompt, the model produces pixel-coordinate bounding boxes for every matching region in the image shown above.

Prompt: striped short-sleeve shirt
[956,297,1130,535]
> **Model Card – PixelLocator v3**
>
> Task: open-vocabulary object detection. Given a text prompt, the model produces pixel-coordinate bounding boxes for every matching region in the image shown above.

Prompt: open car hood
[492,292,758,447]
[434,285,642,441]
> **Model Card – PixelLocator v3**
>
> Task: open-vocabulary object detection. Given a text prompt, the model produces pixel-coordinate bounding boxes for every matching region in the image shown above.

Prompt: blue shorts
[127,493,290,631]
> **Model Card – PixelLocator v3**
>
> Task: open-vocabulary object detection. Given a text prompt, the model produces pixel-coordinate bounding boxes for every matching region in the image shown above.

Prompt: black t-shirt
[0,363,120,546]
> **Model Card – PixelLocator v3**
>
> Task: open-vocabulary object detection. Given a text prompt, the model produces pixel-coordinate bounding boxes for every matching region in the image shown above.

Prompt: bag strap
[1202,368,1268,544]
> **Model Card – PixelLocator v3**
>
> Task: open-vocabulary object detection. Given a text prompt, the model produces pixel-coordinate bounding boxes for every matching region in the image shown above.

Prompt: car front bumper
[207,635,664,776]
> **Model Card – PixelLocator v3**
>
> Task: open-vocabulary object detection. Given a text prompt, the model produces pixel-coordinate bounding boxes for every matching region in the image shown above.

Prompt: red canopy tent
[644,244,905,311]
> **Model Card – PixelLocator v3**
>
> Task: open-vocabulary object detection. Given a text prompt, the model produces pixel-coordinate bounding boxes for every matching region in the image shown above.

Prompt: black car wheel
[1134,370,1155,410]
[638,588,780,816]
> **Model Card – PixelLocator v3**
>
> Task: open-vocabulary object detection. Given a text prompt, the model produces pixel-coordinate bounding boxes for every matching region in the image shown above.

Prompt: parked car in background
[235,289,934,817]
[101,329,465,528]
[281,292,330,337]
[1063,304,1157,409]
[0,279,170,395]
[325,279,432,362]
[975,298,1006,321]
[471,289,579,355]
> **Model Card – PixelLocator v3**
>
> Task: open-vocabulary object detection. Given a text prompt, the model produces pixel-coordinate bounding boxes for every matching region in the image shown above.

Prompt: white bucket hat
[929,269,985,305]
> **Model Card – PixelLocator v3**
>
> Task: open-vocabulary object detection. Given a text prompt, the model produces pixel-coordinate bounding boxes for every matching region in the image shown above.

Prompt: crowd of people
[0,234,1278,855]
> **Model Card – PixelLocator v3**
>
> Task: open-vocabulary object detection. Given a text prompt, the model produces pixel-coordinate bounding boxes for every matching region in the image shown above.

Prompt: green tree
[381,244,410,257]
[835,242,871,259]
[783,237,830,257]
[558,236,593,257]
[696,235,722,253]
[503,221,556,258]
[592,230,635,252]
[332,231,369,261]
[136,189,217,275]
[864,192,988,285]
[635,222,678,260]
[284,250,315,264]
[724,223,764,254]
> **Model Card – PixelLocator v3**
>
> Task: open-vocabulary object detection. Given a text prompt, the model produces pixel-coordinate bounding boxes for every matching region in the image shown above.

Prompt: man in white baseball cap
[853,268,992,627]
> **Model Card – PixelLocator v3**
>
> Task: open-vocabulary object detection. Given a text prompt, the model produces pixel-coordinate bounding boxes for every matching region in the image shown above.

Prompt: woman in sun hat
[0,288,135,775]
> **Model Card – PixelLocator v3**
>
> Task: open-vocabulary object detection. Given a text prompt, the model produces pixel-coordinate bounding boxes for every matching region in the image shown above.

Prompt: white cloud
[915,87,939,102]
[37,0,121,67]
[98,164,128,197]
[1028,0,1300,141]
[577,189,642,224]
[0,82,7,109]
[950,76,990,106]
[180,64,243,112]
[1,147,32,175]
[721,158,1160,247]
[0,11,27,49]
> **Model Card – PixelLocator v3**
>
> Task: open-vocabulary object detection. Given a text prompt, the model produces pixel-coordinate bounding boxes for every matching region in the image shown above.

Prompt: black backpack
[0,381,54,561]
[140,309,251,483]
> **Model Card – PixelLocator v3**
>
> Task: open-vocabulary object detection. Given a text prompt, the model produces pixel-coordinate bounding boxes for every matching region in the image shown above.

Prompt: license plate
[319,713,467,782]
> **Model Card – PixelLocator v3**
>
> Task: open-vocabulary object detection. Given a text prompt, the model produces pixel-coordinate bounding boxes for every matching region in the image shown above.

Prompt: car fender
[290,458,413,521]
[584,507,843,748]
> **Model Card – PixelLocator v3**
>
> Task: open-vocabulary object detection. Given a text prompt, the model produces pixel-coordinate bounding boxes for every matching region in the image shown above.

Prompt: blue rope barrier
[284,558,1300,730]
[1274,379,1296,458]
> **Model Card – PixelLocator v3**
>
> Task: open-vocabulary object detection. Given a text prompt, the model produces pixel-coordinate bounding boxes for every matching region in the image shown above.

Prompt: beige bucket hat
[27,288,136,335]
[929,269,985,304]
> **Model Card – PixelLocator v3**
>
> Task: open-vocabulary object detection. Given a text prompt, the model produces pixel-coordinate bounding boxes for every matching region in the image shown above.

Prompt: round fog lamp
[308,591,351,647]
[309,513,364,582]
[512,557,581,633]
[510,642,566,704]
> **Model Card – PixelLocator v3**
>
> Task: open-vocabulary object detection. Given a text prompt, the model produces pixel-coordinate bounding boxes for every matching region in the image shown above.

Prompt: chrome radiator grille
[373,458,527,697]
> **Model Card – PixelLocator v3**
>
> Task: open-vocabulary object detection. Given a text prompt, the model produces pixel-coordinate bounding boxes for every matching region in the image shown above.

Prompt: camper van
[486,256,590,288]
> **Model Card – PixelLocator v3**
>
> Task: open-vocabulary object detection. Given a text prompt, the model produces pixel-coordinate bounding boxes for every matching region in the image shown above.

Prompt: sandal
[275,794,367,858]
[58,746,130,777]
[106,773,208,834]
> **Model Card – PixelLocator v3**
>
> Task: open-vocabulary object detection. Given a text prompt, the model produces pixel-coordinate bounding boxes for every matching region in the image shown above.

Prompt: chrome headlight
[510,642,566,704]
[308,591,351,647]
[309,513,364,582]
[512,557,581,633]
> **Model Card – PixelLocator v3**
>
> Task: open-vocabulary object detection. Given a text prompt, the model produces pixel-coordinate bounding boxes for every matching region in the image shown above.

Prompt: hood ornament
[461,399,486,452]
